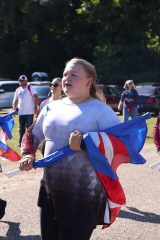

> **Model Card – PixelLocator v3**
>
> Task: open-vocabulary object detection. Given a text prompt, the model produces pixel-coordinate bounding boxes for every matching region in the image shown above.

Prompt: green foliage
[0,0,159,84]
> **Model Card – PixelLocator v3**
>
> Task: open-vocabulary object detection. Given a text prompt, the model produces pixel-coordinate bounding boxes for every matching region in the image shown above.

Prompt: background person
[38,77,62,155]
[19,58,120,240]
[12,75,39,146]
[118,79,139,121]
[39,77,62,112]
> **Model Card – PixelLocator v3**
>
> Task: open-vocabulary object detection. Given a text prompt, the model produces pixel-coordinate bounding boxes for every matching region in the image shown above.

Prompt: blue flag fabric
[0,111,17,139]
[104,112,151,164]
[33,112,151,168]
[0,111,21,161]
[32,112,151,227]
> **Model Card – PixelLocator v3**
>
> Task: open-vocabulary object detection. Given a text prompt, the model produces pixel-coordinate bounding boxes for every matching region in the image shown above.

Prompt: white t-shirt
[39,98,50,112]
[14,85,37,115]
[32,98,120,227]
[33,98,120,149]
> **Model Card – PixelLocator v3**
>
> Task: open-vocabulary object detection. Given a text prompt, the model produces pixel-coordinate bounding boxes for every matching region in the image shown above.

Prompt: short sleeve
[134,89,138,99]
[39,99,48,112]
[97,104,120,131]
[32,109,45,148]
[121,91,125,101]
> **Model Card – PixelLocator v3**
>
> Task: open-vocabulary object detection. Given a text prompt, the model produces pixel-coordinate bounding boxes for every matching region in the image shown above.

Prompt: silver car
[0,80,51,109]
[0,81,19,109]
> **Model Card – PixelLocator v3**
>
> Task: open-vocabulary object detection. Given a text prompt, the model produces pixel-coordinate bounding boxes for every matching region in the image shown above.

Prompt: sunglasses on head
[51,83,60,87]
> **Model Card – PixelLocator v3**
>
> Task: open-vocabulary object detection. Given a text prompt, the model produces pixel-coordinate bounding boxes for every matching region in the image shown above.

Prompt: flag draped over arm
[33,112,151,227]
[0,112,21,161]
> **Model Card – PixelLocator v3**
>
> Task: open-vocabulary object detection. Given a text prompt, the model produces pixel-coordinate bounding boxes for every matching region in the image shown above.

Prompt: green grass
[145,116,157,144]
[118,114,156,144]
[12,115,20,153]
[5,113,157,156]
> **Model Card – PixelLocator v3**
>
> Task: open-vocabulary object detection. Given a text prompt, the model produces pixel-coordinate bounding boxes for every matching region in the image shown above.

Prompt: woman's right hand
[19,154,35,171]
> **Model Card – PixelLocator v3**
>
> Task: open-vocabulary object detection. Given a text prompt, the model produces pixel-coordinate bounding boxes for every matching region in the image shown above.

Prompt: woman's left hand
[69,130,83,151]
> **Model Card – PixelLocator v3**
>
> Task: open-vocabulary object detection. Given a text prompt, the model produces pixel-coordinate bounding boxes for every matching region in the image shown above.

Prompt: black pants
[19,114,34,144]
[38,186,94,240]
[0,198,7,219]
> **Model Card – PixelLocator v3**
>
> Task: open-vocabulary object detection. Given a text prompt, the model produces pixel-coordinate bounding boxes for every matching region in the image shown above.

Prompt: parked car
[29,81,51,105]
[0,81,19,108]
[107,84,123,95]
[31,72,49,82]
[136,86,160,116]
[137,82,160,87]
[102,85,121,112]
[0,78,17,82]
[0,81,51,109]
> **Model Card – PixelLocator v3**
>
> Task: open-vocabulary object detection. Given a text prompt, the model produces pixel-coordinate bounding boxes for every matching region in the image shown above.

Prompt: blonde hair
[95,85,106,103]
[123,80,136,89]
[66,58,97,98]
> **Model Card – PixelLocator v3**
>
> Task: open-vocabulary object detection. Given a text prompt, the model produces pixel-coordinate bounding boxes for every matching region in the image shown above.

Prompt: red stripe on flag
[98,133,106,156]
[0,147,21,161]
[96,171,126,205]
[109,207,121,224]
[107,134,130,171]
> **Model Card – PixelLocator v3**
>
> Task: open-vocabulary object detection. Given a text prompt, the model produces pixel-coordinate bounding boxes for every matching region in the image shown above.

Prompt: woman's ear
[86,78,93,87]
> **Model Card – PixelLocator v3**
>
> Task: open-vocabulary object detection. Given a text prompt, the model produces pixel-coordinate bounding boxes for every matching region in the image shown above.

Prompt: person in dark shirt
[118,80,139,121]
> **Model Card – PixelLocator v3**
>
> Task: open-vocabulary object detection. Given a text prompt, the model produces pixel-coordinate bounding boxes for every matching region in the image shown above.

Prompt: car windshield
[136,87,155,95]
[33,86,50,96]
[137,82,160,86]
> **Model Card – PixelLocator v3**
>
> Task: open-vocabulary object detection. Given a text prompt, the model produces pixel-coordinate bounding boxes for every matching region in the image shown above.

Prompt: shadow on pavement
[119,207,160,224]
[0,221,41,239]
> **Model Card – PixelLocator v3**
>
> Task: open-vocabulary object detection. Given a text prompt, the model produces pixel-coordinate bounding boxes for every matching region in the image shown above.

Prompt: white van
[0,81,19,109]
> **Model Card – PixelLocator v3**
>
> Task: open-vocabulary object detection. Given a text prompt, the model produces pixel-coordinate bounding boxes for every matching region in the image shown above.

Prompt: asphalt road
[0,144,160,240]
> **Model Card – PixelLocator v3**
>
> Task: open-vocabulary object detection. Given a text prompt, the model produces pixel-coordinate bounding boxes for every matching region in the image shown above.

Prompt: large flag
[0,112,21,161]
[33,112,151,227]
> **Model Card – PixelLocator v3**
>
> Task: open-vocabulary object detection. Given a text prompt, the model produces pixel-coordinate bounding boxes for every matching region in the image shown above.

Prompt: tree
[0,0,159,84]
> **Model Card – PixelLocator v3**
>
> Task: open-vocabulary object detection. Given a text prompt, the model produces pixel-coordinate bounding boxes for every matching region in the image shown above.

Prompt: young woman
[118,80,139,121]
[19,58,120,240]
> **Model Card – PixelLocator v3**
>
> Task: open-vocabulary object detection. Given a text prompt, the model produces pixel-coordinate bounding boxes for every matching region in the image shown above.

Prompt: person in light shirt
[19,58,120,240]
[12,75,39,146]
